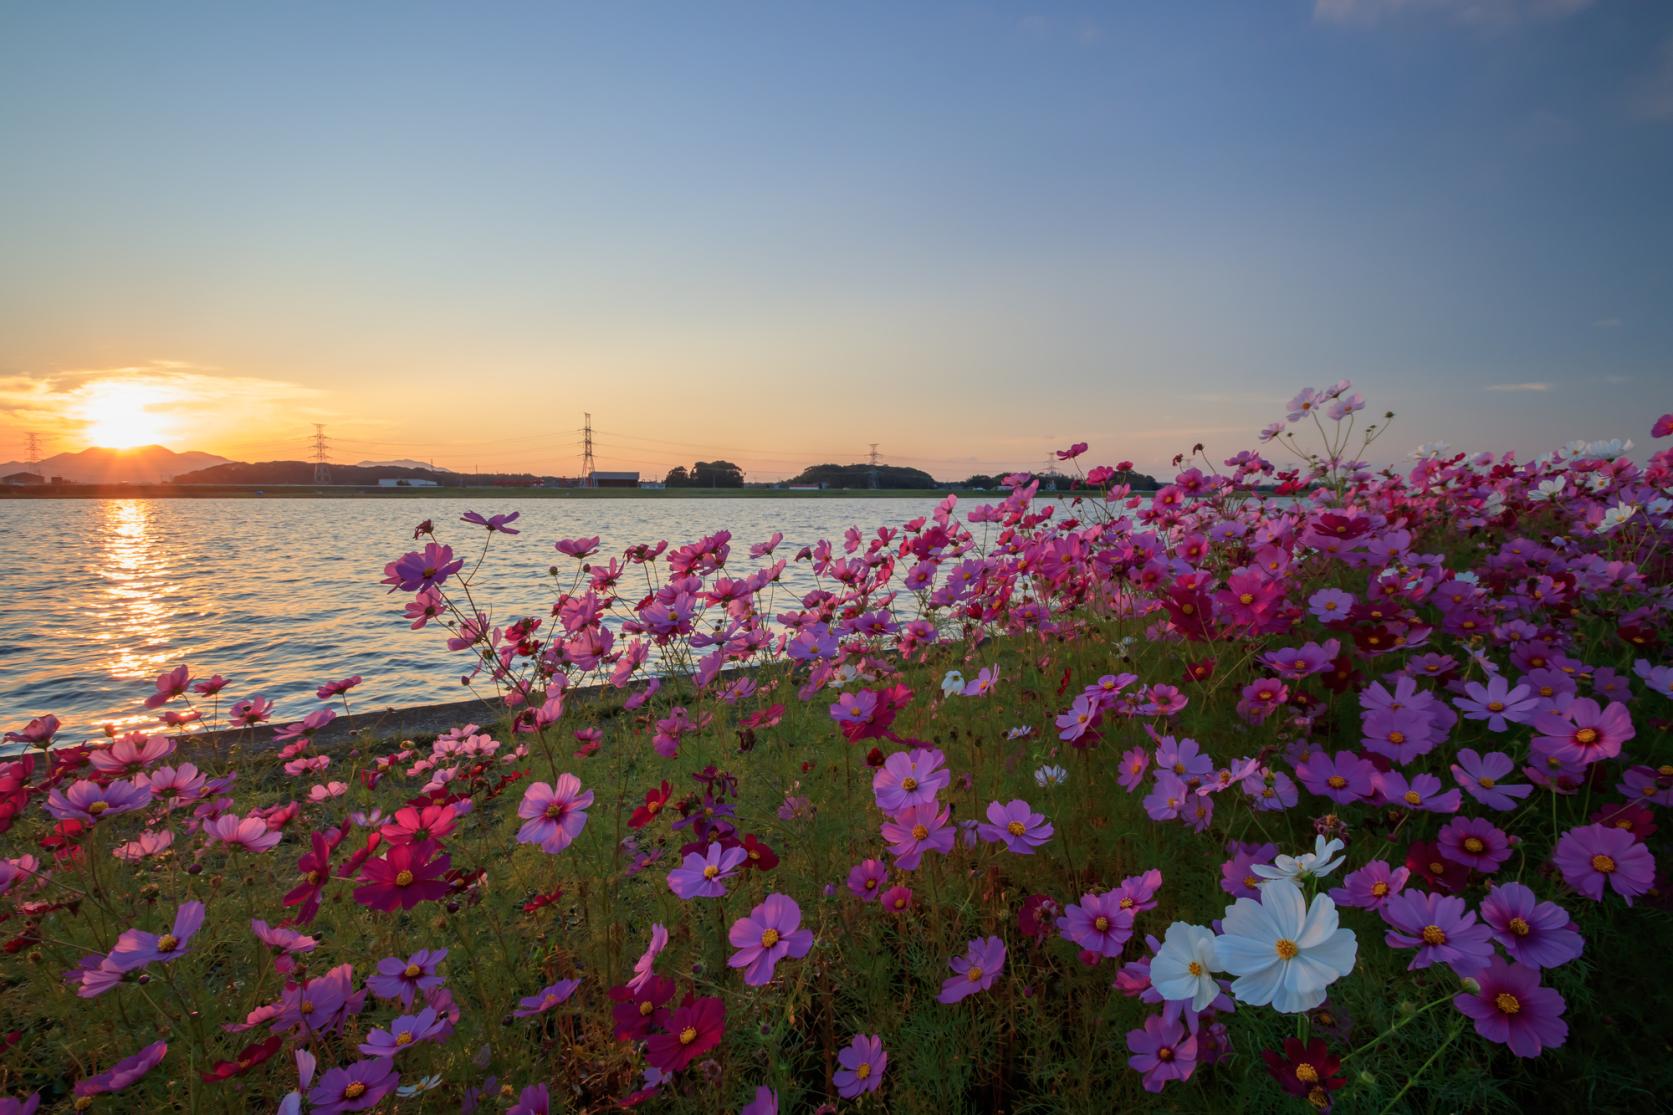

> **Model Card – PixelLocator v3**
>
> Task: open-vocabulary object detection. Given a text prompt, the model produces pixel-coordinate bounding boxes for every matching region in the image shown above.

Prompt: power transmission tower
[24,432,44,476]
[580,413,596,487]
[867,443,881,490]
[311,424,332,483]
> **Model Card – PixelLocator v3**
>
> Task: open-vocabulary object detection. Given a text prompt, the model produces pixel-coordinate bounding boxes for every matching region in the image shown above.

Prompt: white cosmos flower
[1529,477,1566,502]
[1214,879,1357,1014]
[940,670,966,697]
[1150,922,1222,1012]
[1033,764,1068,788]
[1250,835,1346,884]
[1596,502,1638,534]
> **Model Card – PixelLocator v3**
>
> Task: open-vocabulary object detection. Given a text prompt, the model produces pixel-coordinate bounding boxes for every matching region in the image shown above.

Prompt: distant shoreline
[0,484,1146,500]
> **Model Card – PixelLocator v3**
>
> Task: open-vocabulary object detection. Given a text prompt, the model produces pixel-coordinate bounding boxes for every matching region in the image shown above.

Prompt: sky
[1,1,1670,481]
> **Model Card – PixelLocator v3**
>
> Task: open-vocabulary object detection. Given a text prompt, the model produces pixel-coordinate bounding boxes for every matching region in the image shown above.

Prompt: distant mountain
[0,445,230,484]
[356,459,454,472]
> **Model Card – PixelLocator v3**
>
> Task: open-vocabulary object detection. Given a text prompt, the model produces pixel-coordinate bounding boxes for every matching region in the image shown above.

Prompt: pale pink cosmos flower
[204,813,283,853]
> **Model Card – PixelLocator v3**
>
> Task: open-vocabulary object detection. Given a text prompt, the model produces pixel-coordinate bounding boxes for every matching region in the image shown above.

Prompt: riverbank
[0,484,1060,500]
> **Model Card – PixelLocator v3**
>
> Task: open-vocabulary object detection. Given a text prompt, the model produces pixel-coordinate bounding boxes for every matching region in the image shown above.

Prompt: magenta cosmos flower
[45,778,149,824]
[1436,816,1513,873]
[107,901,205,971]
[975,799,1054,854]
[879,802,954,870]
[367,948,447,1004]
[353,841,451,912]
[1479,883,1583,969]
[626,923,669,993]
[938,936,1006,1003]
[1453,957,1567,1058]
[833,1033,887,1098]
[1057,891,1136,959]
[204,813,284,853]
[847,858,888,901]
[1530,698,1634,766]
[1380,891,1495,976]
[1126,1014,1197,1093]
[516,775,594,854]
[1449,749,1531,811]
[871,747,949,812]
[74,1040,167,1099]
[666,842,747,899]
[307,1057,398,1114]
[1328,860,1409,911]
[645,995,725,1074]
[728,893,814,986]
[1551,823,1655,905]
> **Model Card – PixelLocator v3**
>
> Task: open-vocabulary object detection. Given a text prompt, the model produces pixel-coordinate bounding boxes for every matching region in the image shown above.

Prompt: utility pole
[867,443,881,490]
[311,424,331,483]
[24,432,44,476]
[581,412,596,487]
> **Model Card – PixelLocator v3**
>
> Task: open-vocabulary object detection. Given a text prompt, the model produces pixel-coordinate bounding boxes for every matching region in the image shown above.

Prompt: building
[588,470,640,488]
[637,480,666,489]
[377,478,440,488]
[2,471,45,486]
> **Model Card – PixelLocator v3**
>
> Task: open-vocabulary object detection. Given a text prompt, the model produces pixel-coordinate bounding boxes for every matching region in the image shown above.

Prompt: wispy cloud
[1315,0,1594,29]
[1484,382,1552,392]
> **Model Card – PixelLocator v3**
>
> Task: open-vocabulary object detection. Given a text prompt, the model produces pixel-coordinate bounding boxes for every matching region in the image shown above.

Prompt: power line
[311,424,331,484]
[25,432,44,476]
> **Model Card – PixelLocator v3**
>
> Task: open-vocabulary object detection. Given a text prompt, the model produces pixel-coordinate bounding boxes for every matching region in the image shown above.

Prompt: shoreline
[0,485,1069,501]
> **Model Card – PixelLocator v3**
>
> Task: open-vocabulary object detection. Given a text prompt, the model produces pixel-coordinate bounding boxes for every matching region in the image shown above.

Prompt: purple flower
[1375,770,1461,814]
[1381,891,1495,976]
[666,841,747,899]
[357,1006,450,1056]
[367,949,447,1005]
[107,901,205,971]
[1309,587,1356,624]
[1530,698,1634,766]
[739,1086,777,1115]
[1057,891,1135,958]
[1328,860,1409,911]
[307,1058,398,1113]
[74,1041,167,1098]
[508,1084,550,1115]
[846,858,889,901]
[45,778,149,824]
[387,542,462,593]
[1436,816,1513,873]
[1294,750,1376,805]
[1551,823,1655,905]
[938,936,1006,1003]
[871,747,949,813]
[833,1033,886,1098]
[1117,747,1150,791]
[728,893,815,986]
[516,775,594,854]
[1362,706,1438,764]
[975,799,1054,854]
[1449,749,1532,811]
[1126,1014,1197,1093]
[1454,675,1540,731]
[461,510,521,534]
[1453,958,1567,1058]
[879,803,954,870]
[1479,883,1583,969]
[513,978,581,1019]
[1112,868,1164,914]
[1144,772,1190,821]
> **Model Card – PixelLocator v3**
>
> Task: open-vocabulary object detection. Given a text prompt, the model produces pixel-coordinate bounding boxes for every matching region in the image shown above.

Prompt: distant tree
[689,460,744,487]
[785,463,936,489]
[664,465,690,487]
[959,474,998,489]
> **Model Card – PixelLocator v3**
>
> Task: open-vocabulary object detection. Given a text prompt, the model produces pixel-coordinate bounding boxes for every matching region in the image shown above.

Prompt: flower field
[3,387,1671,1114]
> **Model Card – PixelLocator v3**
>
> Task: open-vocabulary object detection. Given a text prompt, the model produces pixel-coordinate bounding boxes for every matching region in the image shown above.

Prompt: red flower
[282,830,337,925]
[628,782,672,829]
[740,833,779,871]
[645,995,724,1074]
[522,887,564,914]
[353,840,452,912]
[608,974,675,1041]
[200,1036,282,1082]
[1261,1036,1344,1102]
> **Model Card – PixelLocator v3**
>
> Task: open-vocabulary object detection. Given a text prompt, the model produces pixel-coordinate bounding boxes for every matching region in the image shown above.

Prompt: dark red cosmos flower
[1405,840,1469,893]
[200,1036,282,1082]
[522,887,564,914]
[282,830,337,925]
[353,840,452,913]
[608,973,675,1041]
[645,995,724,1074]
[740,833,778,871]
[628,782,672,830]
[1262,1037,1345,1104]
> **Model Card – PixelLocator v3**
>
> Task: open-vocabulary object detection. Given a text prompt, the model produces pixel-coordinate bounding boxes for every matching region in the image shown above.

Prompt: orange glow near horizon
[75,380,180,450]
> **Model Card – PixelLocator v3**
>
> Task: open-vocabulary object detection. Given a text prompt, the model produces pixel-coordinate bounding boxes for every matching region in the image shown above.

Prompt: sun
[77,380,179,449]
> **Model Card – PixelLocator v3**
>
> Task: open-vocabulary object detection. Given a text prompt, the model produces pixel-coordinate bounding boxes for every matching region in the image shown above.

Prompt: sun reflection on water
[94,500,172,730]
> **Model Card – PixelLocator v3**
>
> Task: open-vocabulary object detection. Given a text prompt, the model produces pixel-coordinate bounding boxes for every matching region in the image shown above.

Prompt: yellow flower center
[1591,854,1616,874]
[1463,837,1486,854]
[344,1082,366,1099]
[702,865,720,879]
[1403,790,1422,806]
[1575,727,1599,746]
[966,965,984,982]
[892,896,907,909]
[1120,897,1135,909]
[1295,1062,1319,1084]
[1429,861,1445,874]
[157,934,178,952]
[679,1026,698,1045]
[639,1000,654,1016]
[1238,593,1254,605]
[300,1000,314,1014]
[1327,776,1347,789]
[760,928,780,948]
[1006,821,1026,837]
[1478,777,1496,788]
[88,801,109,815]
[1371,882,1390,897]
[856,1062,872,1079]
[1487,701,1504,712]
[1274,938,1298,960]
[1388,731,1406,745]
[864,878,878,891]
[395,1031,414,1046]
[1495,992,1521,1015]
[1508,917,1530,936]
[1093,916,1110,932]
[911,824,929,841]
[1157,1046,1174,1062]
[1243,875,1260,889]
[1187,961,1203,977]
[1421,925,1447,946]
[404,963,422,978]
[395,870,415,887]
[901,777,918,792]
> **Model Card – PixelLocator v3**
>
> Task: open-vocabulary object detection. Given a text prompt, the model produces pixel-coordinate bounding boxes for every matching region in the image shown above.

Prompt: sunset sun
[77,380,178,449]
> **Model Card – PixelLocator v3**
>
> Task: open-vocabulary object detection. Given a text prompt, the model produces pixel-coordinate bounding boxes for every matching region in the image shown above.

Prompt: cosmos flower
[45,779,149,825]
[1449,749,1532,811]
[1328,860,1409,911]
[1214,880,1357,1013]
[516,775,594,854]
[666,842,747,900]
[107,902,205,971]
[938,936,1006,1004]
[1380,890,1496,976]
[1125,1014,1197,1093]
[353,841,452,912]
[1436,816,1513,873]
[974,799,1054,854]
[74,1041,168,1099]
[367,949,447,1005]
[1057,892,1136,959]
[513,978,581,1019]
[645,995,724,1074]
[1149,922,1221,1011]
[728,893,814,986]
[834,1033,887,1098]
[1551,823,1655,905]
[1251,836,1346,885]
[306,1058,398,1114]
[1453,958,1567,1057]
[871,748,950,813]
[1478,883,1583,969]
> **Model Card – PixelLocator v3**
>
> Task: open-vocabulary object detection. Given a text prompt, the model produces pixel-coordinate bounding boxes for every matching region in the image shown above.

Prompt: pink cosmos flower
[834,1033,887,1098]
[1452,957,1567,1058]
[367,949,447,1004]
[1529,699,1634,766]
[1112,868,1164,914]
[113,829,175,861]
[666,842,747,899]
[204,813,284,853]
[228,696,275,727]
[938,935,1006,1003]
[880,884,913,913]
[626,924,669,993]
[1118,746,1150,791]
[74,1041,167,1099]
[516,775,594,854]
[45,778,149,824]
[880,802,955,870]
[1126,1014,1197,1093]
[1328,860,1409,910]
[1454,676,1539,732]
[871,747,949,813]
[1380,891,1495,976]
[144,665,192,709]
[1551,823,1655,905]
[108,901,205,971]
[847,859,889,901]
[508,1084,550,1115]
[89,733,174,775]
[1436,816,1512,873]
[1058,891,1136,958]
[1478,883,1583,969]
[728,893,815,986]
[975,799,1053,854]
[513,978,582,1018]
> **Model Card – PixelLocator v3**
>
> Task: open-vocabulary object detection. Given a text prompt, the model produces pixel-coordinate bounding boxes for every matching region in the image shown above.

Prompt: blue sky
[1,1,1669,478]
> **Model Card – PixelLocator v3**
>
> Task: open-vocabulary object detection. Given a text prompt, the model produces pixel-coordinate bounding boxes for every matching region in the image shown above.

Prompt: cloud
[1633,36,1673,121]
[1484,382,1552,392]
[1315,0,1594,28]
